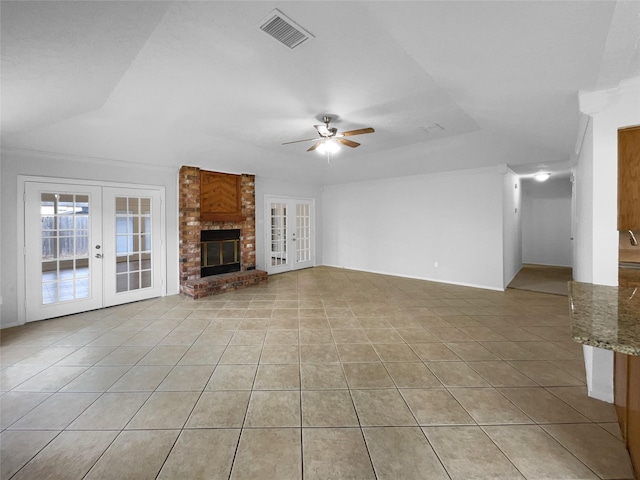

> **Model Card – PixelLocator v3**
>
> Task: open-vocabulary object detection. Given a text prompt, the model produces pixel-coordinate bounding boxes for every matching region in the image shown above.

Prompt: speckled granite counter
[569,272,640,356]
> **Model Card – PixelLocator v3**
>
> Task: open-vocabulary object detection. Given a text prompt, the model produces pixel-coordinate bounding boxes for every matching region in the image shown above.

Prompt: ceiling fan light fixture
[316,139,340,154]
[282,116,374,153]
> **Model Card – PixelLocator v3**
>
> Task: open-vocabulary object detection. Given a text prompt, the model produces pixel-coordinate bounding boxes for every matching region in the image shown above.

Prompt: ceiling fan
[282,116,375,152]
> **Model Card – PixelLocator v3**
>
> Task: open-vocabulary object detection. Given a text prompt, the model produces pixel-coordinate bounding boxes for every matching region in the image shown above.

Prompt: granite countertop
[569,268,640,356]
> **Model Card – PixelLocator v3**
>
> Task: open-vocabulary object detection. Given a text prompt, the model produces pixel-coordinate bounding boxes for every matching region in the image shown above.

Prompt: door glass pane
[140,198,151,215]
[141,234,151,251]
[116,273,127,292]
[296,203,311,263]
[40,192,91,305]
[129,272,140,290]
[141,270,151,289]
[116,197,128,214]
[140,252,151,270]
[129,198,139,215]
[270,203,287,266]
[116,217,128,235]
[115,196,153,293]
[75,235,89,256]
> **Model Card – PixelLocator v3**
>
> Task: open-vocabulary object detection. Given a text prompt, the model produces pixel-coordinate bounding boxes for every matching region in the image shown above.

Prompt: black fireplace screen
[201,229,241,276]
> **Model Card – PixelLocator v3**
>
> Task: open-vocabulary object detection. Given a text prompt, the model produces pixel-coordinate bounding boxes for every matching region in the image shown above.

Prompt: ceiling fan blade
[314,124,331,137]
[341,127,375,137]
[307,141,323,152]
[282,138,318,145]
[336,138,360,148]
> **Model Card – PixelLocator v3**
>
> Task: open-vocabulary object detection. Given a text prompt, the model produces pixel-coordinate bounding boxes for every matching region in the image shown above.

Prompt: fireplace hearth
[201,229,241,277]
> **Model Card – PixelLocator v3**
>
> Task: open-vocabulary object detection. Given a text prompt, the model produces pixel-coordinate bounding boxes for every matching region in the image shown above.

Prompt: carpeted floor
[508,264,573,296]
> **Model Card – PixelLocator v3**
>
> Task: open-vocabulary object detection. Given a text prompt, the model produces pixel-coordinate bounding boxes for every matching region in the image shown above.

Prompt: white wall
[0,148,180,328]
[322,167,506,291]
[521,177,572,267]
[502,169,522,288]
[254,177,323,272]
[575,76,640,402]
[573,121,595,283]
[0,159,3,326]
[577,77,640,286]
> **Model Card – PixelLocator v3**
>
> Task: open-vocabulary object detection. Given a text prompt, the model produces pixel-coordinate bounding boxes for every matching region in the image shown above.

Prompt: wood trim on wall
[200,171,244,222]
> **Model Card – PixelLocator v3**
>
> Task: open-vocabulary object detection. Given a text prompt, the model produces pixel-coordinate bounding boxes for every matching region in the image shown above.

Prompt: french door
[266,196,315,274]
[24,181,164,322]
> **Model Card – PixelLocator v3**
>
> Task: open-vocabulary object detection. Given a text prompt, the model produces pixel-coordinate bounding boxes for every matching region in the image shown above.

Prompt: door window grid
[115,197,152,293]
[40,193,90,304]
[296,203,311,263]
[270,203,287,266]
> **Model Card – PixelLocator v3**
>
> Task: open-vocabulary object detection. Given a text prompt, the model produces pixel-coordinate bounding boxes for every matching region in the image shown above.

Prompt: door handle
[95,253,103,259]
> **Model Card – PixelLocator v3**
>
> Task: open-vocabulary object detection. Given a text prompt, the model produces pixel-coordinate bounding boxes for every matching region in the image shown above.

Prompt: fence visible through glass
[40,193,90,304]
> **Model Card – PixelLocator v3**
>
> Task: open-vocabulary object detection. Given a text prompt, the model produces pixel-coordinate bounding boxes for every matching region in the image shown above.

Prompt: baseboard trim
[320,264,504,292]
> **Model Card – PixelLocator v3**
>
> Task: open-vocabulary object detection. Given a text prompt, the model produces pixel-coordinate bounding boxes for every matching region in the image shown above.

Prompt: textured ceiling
[2,1,638,185]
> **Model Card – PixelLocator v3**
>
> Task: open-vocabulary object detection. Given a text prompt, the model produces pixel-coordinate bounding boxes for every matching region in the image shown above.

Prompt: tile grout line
[226,315,263,480]
[297,306,305,480]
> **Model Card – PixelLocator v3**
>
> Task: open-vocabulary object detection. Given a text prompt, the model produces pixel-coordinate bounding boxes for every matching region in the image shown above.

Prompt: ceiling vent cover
[259,9,313,49]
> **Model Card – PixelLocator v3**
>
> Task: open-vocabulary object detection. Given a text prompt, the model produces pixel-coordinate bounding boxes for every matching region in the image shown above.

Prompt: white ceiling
[2,1,639,186]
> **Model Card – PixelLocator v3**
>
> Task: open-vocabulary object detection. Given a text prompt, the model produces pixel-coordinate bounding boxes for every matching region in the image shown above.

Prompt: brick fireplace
[179,166,267,299]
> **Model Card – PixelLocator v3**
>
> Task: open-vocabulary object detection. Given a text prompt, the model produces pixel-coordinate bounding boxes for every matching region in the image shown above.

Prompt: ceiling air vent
[259,9,313,50]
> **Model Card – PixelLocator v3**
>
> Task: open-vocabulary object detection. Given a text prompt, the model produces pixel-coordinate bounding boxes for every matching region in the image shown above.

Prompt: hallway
[508,264,573,296]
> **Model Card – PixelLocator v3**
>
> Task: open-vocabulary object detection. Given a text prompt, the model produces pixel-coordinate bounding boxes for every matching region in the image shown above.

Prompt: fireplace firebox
[201,229,241,277]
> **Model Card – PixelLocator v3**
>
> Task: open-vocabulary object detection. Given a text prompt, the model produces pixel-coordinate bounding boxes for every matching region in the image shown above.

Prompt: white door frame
[17,175,167,326]
[264,195,316,275]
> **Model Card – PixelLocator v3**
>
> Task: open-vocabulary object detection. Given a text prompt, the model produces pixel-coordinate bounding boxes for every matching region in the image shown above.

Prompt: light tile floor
[0,267,635,479]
